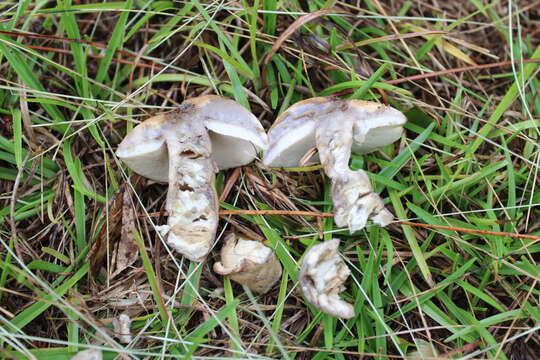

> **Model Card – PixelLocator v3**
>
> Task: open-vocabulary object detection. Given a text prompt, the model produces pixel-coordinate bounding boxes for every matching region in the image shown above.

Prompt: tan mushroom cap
[263,97,406,168]
[213,233,282,294]
[116,95,268,182]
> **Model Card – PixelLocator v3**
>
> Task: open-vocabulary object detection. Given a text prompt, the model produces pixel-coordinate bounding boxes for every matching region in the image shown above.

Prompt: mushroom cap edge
[263,98,407,168]
[116,96,269,181]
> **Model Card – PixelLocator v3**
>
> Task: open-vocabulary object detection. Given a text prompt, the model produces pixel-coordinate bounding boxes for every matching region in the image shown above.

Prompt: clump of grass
[0,1,539,359]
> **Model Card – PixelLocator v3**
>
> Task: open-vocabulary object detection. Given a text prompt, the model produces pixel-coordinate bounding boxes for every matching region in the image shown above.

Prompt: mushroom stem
[164,117,218,262]
[315,111,393,232]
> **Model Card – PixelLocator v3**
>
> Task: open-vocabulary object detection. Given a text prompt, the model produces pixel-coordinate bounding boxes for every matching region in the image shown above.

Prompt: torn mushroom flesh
[299,239,355,319]
[116,96,267,261]
[263,97,406,232]
[213,233,282,294]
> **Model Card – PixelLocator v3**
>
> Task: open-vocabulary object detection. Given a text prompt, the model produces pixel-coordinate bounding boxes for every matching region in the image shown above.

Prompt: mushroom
[298,239,355,319]
[116,96,267,261]
[213,233,282,294]
[263,97,406,232]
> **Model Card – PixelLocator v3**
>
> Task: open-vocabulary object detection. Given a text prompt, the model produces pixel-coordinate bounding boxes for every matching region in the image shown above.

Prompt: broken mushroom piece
[299,239,355,319]
[406,339,439,360]
[71,349,102,360]
[263,97,406,232]
[116,96,267,261]
[112,313,133,344]
[213,233,282,294]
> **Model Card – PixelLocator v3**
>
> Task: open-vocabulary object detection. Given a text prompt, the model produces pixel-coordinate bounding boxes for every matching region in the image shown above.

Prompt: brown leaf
[111,189,138,278]
[88,178,141,279]
[88,187,124,276]
[219,167,241,202]
[263,8,347,64]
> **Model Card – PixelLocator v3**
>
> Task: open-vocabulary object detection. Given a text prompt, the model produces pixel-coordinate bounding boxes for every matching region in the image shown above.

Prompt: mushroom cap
[115,114,170,182]
[116,95,268,182]
[213,233,282,294]
[263,97,406,168]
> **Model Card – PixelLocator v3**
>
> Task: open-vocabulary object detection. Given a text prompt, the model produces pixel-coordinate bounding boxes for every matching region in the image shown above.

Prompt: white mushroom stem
[315,110,393,233]
[299,239,355,319]
[164,115,218,262]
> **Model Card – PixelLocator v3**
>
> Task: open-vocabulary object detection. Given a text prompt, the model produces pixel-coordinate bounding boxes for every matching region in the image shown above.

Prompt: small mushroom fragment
[112,313,132,344]
[406,339,439,359]
[298,239,355,319]
[116,96,267,261]
[71,349,102,360]
[213,233,282,294]
[263,97,406,232]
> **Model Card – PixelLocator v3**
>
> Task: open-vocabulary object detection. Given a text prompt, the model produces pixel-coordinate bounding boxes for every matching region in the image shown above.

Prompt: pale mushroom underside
[264,97,406,168]
[116,96,268,182]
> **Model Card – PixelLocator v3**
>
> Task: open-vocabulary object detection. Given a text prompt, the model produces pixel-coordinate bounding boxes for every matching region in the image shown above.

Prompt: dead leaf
[88,187,124,276]
[406,24,477,66]
[111,189,138,278]
[338,30,448,50]
[219,167,241,202]
[88,178,141,280]
[263,8,347,64]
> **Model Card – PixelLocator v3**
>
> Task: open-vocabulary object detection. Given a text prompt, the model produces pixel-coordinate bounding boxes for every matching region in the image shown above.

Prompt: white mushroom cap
[115,114,170,182]
[263,97,330,168]
[263,97,406,168]
[213,233,282,294]
[117,95,268,182]
[299,239,355,319]
[349,100,407,154]
[199,96,267,169]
